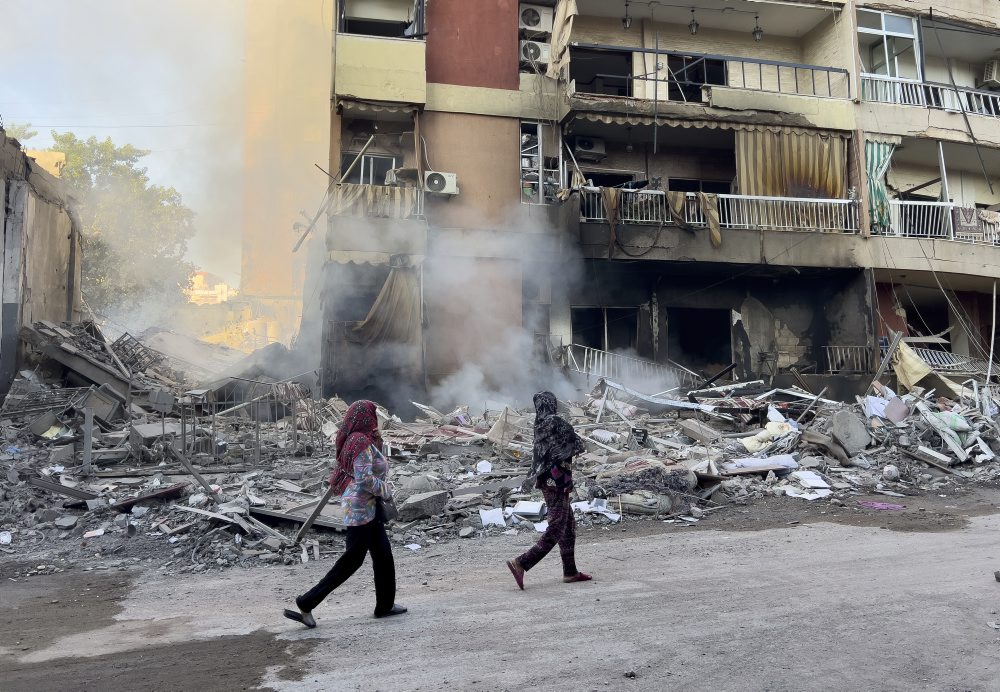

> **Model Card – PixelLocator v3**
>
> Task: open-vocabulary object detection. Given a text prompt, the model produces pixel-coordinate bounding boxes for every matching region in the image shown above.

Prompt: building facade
[321,0,1000,402]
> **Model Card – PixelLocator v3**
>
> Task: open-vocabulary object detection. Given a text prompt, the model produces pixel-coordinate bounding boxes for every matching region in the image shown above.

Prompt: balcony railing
[825,345,875,374]
[329,183,424,220]
[862,75,1000,118]
[580,188,859,234]
[883,200,1000,245]
[572,46,851,100]
[565,344,702,391]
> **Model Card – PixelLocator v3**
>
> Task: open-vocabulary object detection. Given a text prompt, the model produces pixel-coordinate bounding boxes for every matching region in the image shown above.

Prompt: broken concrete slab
[831,410,871,455]
[677,419,722,445]
[398,490,449,521]
[54,515,78,530]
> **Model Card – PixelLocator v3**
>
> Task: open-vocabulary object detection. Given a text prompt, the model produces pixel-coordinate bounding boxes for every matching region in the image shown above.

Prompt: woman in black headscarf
[506,391,592,589]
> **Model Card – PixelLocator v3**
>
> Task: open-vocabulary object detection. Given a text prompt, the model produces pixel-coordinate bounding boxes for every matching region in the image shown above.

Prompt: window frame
[857,9,922,82]
[340,152,399,186]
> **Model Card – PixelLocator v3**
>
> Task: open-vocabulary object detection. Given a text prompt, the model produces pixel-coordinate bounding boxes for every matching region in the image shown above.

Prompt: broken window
[570,48,633,97]
[858,10,921,81]
[520,122,562,205]
[571,307,638,352]
[340,152,399,186]
[667,307,731,371]
[339,0,425,39]
[666,55,727,102]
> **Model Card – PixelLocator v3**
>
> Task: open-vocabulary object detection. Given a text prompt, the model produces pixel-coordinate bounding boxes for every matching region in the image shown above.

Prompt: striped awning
[573,113,840,136]
[735,128,849,198]
[337,99,419,116]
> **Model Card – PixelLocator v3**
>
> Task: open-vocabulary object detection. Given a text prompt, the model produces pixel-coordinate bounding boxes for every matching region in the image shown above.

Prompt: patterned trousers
[517,487,578,577]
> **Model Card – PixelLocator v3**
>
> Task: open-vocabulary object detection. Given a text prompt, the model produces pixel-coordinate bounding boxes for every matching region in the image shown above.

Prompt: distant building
[24,151,66,178]
[187,271,237,306]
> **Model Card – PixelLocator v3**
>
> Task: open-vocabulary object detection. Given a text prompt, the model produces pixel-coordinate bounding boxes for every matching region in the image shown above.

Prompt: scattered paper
[785,486,833,501]
[533,521,549,532]
[511,501,546,520]
[479,507,507,528]
[476,460,493,475]
[404,543,422,552]
[0,531,11,545]
[792,470,830,489]
[572,499,621,522]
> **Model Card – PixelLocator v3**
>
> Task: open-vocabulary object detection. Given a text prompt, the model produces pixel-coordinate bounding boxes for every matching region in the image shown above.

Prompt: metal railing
[862,75,1000,118]
[825,345,875,374]
[331,183,424,220]
[883,201,1000,245]
[572,46,851,100]
[580,188,859,233]
[566,344,702,391]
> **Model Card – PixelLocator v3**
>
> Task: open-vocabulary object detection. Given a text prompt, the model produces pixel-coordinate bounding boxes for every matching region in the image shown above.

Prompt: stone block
[397,490,448,521]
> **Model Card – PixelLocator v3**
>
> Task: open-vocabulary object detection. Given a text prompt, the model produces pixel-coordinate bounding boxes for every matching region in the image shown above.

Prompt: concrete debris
[5,326,1000,577]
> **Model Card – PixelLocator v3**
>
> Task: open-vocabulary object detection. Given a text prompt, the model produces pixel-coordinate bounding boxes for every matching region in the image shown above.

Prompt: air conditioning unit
[424,171,459,195]
[573,136,607,162]
[519,4,554,33]
[520,40,551,65]
[984,59,1000,88]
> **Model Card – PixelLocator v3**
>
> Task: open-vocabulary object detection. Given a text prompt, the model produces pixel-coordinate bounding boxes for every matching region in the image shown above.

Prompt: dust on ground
[0,566,317,692]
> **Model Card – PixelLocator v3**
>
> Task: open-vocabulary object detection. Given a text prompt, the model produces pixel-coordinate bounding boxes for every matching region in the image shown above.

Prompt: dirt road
[4,506,1000,691]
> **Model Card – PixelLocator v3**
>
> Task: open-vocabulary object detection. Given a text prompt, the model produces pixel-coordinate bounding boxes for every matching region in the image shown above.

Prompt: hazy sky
[2,0,246,285]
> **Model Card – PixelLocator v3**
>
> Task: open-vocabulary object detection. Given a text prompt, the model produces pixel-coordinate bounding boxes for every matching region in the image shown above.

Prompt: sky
[1,0,246,285]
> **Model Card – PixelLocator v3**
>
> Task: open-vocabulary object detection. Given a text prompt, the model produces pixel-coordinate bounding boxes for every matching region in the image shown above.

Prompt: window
[857,9,921,81]
[520,122,562,205]
[340,152,398,185]
[571,307,638,352]
[666,55,727,102]
[668,178,731,194]
[339,0,425,39]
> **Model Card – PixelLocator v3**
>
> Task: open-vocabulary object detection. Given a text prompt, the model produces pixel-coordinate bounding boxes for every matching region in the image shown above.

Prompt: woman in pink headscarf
[283,400,406,627]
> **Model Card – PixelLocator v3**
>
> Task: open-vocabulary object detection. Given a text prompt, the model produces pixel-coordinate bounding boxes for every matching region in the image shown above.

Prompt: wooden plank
[167,447,217,496]
[294,484,339,542]
[28,477,99,500]
[721,465,792,477]
[250,503,346,533]
[110,483,187,512]
[173,505,236,523]
[902,448,957,476]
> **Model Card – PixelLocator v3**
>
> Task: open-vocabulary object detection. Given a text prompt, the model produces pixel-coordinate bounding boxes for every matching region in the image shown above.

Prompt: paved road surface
[4,513,1000,691]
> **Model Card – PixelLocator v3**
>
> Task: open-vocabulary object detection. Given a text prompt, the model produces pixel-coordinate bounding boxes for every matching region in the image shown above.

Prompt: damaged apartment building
[318,0,1000,403]
[0,127,81,395]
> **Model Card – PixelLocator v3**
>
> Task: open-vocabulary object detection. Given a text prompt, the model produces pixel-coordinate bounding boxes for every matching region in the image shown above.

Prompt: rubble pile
[3,320,1000,576]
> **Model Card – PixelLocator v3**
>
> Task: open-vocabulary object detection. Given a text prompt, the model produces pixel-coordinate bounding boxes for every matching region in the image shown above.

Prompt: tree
[49,132,196,320]
[3,122,37,142]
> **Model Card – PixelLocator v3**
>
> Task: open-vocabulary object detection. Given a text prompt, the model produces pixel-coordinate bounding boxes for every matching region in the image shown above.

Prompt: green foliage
[3,122,38,142]
[49,132,196,316]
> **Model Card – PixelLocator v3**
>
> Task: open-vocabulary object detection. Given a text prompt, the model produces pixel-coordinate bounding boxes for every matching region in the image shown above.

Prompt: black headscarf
[531,391,585,477]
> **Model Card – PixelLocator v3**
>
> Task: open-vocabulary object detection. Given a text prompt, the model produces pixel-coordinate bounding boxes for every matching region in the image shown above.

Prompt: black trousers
[297,519,396,615]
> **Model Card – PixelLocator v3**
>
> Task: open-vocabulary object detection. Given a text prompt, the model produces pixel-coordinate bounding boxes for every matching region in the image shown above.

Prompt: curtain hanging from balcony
[351,264,422,348]
[734,129,848,198]
[547,0,578,80]
[865,140,896,231]
[329,184,421,219]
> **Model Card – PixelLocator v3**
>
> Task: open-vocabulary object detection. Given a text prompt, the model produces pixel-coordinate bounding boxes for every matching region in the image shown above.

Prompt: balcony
[862,75,1000,119]
[571,47,851,102]
[328,183,424,220]
[882,200,1000,245]
[580,188,859,234]
[334,34,426,105]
